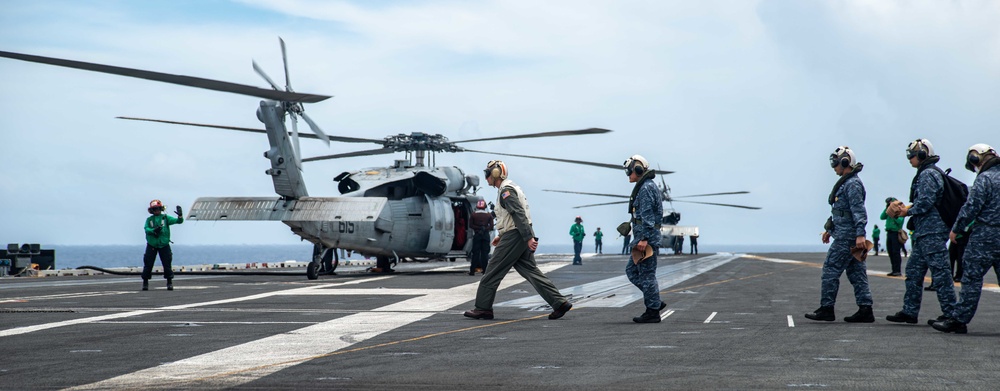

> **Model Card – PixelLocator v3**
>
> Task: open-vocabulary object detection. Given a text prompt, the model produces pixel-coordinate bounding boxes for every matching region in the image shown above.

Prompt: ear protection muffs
[484,160,506,180]
[633,162,645,176]
[907,139,933,160]
[966,143,997,172]
[830,146,854,168]
[624,155,648,176]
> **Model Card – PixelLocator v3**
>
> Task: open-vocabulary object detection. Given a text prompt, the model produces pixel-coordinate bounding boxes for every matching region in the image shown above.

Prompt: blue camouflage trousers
[820,239,873,308]
[626,246,662,310]
[902,232,956,317]
[950,226,1000,324]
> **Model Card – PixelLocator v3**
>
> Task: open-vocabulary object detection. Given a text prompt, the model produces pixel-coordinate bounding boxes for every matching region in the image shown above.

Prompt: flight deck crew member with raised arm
[142,199,183,291]
[623,155,666,323]
[885,139,957,325]
[464,160,573,321]
[805,146,875,323]
[933,144,1000,334]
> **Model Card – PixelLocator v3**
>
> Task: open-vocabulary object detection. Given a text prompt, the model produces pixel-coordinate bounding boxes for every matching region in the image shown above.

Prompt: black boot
[931,318,967,334]
[804,306,835,321]
[141,279,149,291]
[166,279,173,291]
[633,308,661,323]
[844,305,874,323]
[886,311,918,324]
[927,315,948,326]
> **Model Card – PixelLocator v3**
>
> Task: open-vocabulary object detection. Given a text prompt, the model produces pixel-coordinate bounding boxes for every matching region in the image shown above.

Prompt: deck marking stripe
[497,253,741,308]
[704,312,717,323]
[67,262,567,389]
[0,276,393,337]
[787,315,795,328]
[660,310,675,320]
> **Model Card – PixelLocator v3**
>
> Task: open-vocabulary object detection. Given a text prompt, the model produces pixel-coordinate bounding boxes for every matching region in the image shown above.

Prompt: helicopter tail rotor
[252,38,332,168]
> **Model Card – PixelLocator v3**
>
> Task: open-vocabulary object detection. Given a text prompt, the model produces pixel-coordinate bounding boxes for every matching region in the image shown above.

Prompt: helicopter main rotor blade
[571,200,630,209]
[302,148,397,162]
[672,200,762,210]
[115,117,384,143]
[0,50,331,103]
[543,189,628,199]
[464,149,673,174]
[300,111,331,146]
[252,60,282,91]
[451,128,610,143]
[671,191,750,199]
[280,37,292,92]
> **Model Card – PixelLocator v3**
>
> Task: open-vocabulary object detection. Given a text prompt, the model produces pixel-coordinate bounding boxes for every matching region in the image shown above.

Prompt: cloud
[1,0,998,248]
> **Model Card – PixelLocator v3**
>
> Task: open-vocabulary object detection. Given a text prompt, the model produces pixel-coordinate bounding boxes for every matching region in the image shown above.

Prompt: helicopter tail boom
[187,196,389,224]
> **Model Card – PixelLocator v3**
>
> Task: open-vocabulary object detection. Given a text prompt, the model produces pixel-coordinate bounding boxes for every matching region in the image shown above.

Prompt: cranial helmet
[623,155,649,176]
[906,139,935,160]
[484,160,508,181]
[966,143,997,172]
[476,199,487,209]
[575,216,583,223]
[148,199,165,213]
[829,146,857,168]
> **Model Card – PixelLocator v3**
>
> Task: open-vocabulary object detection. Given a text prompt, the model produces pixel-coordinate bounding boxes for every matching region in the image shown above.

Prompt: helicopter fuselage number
[338,222,355,234]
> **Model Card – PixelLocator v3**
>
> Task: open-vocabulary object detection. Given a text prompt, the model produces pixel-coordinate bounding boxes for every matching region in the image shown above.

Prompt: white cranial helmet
[966,143,997,172]
[830,146,857,168]
[906,139,935,160]
[624,154,649,176]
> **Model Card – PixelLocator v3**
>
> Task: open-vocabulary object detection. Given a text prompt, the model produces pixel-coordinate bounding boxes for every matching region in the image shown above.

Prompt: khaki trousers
[475,233,567,311]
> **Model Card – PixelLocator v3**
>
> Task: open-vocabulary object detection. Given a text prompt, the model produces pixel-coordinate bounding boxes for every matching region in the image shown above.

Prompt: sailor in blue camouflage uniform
[623,155,666,323]
[933,144,1000,334]
[805,146,875,323]
[885,139,957,324]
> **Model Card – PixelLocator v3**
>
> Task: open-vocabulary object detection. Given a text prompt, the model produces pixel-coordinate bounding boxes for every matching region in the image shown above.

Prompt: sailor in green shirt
[881,197,906,276]
[570,216,585,265]
[872,225,881,256]
[143,199,184,291]
[594,227,604,254]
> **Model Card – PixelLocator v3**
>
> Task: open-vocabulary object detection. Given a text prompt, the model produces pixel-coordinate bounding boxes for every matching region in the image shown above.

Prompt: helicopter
[0,41,651,279]
[543,169,760,251]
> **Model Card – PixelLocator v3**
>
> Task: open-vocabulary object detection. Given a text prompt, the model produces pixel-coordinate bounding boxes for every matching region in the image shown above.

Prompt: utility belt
[831,208,851,218]
[631,217,662,229]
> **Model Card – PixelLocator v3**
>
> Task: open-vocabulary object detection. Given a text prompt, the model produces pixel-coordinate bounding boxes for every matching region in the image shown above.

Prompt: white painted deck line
[0,276,394,338]
[660,310,675,320]
[497,253,742,309]
[67,262,568,390]
[787,315,795,328]
[704,312,718,323]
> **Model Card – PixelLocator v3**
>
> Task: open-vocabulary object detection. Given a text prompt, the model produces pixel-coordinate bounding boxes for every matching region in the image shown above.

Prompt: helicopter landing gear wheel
[306,261,320,280]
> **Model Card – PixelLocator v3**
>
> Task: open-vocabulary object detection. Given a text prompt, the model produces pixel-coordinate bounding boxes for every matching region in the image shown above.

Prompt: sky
[1,0,998,248]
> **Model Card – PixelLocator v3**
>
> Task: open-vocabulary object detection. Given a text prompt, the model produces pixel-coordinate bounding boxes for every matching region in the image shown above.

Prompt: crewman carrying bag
[906,166,968,231]
[933,167,969,229]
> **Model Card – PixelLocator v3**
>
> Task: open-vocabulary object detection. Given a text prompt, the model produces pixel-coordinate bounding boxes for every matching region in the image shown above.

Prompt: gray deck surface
[2,252,999,390]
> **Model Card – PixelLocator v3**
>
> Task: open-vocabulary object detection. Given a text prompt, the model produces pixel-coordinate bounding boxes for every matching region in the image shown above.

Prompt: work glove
[153,226,163,236]
[175,205,183,217]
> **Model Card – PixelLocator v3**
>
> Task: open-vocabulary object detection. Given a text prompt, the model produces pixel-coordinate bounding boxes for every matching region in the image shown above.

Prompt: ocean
[37,243,829,270]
